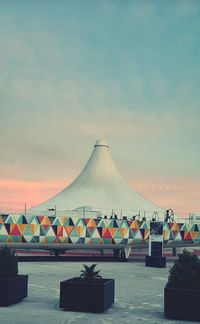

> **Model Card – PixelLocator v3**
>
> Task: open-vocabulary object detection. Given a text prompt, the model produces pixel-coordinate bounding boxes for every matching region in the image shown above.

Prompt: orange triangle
[17,224,27,234]
[57,226,63,237]
[190,231,198,240]
[29,224,37,234]
[87,219,96,227]
[143,229,149,240]
[130,221,139,229]
[64,226,73,236]
[75,226,84,236]
[171,223,179,231]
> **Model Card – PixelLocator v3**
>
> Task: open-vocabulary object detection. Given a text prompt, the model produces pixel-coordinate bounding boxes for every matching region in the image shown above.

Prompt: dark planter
[0,275,28,306]
[145,255,166,268]
[164,283,200,321]
[60,277,115,313]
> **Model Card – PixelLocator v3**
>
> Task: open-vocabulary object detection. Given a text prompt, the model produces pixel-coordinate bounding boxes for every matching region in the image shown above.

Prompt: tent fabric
[30,140,164,219]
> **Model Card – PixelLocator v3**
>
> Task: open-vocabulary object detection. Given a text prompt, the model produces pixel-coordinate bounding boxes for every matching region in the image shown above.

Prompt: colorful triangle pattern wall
[0,214,199,245]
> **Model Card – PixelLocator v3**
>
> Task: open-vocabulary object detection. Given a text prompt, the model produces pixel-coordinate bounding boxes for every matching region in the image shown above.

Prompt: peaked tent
[30,140,164,219]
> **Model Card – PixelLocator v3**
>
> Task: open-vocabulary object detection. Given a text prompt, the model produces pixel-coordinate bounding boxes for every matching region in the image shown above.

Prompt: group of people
[100,209,175,223]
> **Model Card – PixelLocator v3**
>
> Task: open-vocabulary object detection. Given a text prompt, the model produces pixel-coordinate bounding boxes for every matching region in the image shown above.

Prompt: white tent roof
[30,140,164,218]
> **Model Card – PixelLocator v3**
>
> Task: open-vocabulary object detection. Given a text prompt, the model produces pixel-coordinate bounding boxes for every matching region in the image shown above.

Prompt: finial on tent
[94,139,109,148]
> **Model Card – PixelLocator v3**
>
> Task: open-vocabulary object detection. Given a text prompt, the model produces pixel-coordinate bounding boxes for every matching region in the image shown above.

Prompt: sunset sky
[0,0,199,215]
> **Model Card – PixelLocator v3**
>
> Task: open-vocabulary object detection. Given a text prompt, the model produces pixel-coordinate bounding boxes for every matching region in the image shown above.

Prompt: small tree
[0,246,18,279]
[168,249,200,289]
[80,264,102,280]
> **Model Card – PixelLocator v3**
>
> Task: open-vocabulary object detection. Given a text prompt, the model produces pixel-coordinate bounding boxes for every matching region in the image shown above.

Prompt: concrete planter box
[164,283,200,321]
[0,275,28,306]
[145,255,166,268]
[60,277,115,313]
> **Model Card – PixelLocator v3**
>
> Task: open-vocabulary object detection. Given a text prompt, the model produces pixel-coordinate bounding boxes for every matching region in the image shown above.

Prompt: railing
[0,201,191,223]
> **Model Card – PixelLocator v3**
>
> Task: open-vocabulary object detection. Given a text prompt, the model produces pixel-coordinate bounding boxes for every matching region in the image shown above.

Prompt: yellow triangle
[109,228,117,237]
[41,217,51,225]
[59,217,67,225]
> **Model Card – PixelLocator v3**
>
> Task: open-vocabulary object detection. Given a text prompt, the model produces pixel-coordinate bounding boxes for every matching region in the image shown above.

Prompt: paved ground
[0,260,197,324]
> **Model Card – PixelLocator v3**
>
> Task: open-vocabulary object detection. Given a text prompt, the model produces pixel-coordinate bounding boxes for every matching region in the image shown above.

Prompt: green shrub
[0,246,18,279]
[168,249,200,289]
[80,264,102,280]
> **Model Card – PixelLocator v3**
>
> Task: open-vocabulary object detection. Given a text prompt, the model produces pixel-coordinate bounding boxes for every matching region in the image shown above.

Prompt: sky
[0,0,200,215]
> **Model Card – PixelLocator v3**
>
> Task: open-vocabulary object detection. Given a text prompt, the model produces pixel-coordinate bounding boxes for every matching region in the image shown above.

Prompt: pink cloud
[0,179,66,212]
[0,178,199,216]
[131,178,200,215]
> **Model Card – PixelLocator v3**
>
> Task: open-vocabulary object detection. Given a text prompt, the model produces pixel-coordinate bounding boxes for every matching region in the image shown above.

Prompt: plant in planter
[60,263,115,313]
[0,246,28,306]
[164,249,200,321]
[80,264,102,280]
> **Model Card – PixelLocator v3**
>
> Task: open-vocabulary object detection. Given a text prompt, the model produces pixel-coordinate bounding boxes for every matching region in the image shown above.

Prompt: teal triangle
[23,226,33,235]
[180,224,188,231]
[10,235,21,242]
[76,218,85,226]
[0,235,8,241]
[108,220,115,228]
[129,228,138,238]
[195,233,200,241]
[121,220,129,228]
[5,215,14,224]
[46,236,56,243]
[163,223,170,230]
[191,224,198,231]
[30,216,40,224]
[30,236,39,243]
[17,215,27,224]
[70,227,79,237]
[114,229,123,238]
[140,222,149,229]
[52,217,61,226]
[40,226,48,236]
[98,220,107,228]
[90,238,101,244]
[102,238,112,244]
[63,218,74,226]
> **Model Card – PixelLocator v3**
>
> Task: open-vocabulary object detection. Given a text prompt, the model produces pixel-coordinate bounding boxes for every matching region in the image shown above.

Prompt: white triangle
[0,225,9,235]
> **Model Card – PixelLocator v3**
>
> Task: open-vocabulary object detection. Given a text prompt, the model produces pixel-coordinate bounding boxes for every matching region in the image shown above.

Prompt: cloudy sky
[0,0,199,214]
